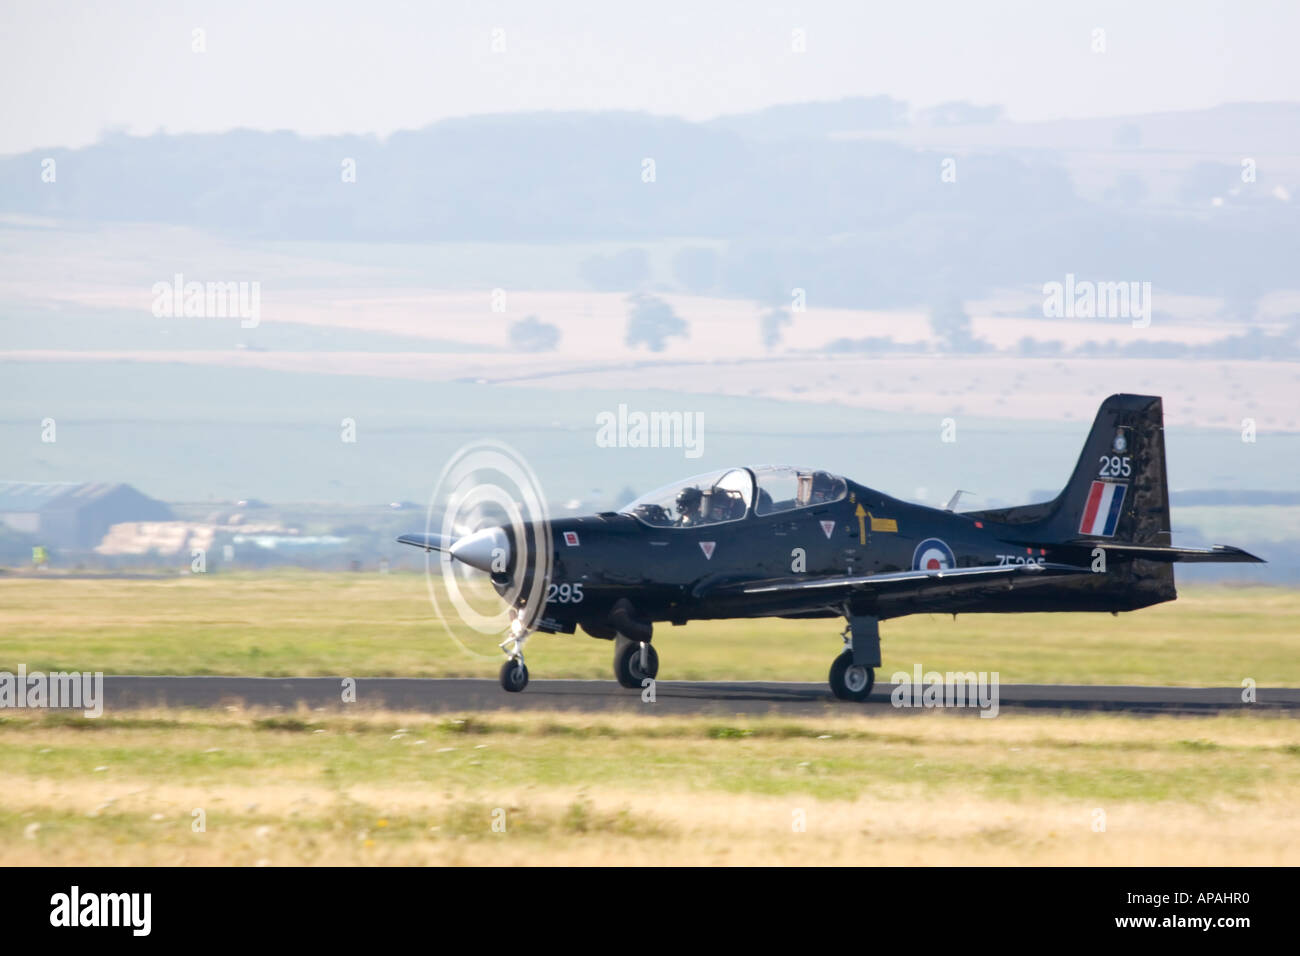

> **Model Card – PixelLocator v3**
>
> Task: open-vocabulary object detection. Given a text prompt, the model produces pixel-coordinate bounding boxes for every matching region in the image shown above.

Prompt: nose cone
[449,526,510,574]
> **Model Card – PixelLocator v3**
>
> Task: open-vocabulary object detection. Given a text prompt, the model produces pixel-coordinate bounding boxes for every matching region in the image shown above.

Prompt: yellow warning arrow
[855,504,867,541]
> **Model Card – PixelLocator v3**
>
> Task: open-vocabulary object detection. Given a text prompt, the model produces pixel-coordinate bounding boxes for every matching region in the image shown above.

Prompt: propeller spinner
[396,527,512,574]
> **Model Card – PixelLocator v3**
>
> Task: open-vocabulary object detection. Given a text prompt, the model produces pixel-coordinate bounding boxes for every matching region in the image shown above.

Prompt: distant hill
[706,95,909,141]
[2,101,1299,308]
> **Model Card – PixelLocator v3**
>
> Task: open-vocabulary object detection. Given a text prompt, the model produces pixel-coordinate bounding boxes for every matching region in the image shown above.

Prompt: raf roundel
[912,537,956,571]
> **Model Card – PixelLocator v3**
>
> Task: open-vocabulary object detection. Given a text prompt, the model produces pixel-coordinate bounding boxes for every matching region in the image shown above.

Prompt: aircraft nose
[449,526,510,574]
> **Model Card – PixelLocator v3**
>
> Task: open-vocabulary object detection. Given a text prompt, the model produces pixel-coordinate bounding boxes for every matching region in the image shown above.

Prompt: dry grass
[3,706,1299,865]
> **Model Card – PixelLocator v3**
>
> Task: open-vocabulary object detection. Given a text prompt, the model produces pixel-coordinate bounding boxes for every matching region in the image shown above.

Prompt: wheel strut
[498,612,531,692]
[829,612,880,702]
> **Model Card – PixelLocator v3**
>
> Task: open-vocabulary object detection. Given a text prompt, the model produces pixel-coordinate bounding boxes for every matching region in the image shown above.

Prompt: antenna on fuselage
[943,489,974,512]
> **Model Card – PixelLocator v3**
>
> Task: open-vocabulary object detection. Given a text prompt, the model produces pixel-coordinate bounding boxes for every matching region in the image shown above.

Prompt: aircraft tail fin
[972,395,1261,609]
[1041,393,1171,546]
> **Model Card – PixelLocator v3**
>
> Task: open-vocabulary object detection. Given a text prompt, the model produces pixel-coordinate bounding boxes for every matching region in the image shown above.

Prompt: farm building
[0,481,173,549]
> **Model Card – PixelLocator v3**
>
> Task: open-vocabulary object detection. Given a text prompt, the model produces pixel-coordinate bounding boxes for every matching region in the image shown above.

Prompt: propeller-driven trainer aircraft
[399,395,1262,699]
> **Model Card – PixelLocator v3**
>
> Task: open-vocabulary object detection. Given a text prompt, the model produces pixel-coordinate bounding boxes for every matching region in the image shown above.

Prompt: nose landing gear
[499,655,529,692]
[498,616,530,692]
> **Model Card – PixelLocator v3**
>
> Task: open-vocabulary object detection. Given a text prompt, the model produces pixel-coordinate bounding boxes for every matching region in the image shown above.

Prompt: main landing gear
[614,633,659,688]
[828,614,881,702]
[608,599,658,689]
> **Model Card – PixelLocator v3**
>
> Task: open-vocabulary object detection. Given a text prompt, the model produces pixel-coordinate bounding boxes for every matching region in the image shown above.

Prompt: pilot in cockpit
[675,486,705,525]
[711,490,744,521]
[808,471,836,505]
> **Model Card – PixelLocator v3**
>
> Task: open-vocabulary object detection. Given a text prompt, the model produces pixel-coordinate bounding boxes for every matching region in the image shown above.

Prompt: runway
[88,676,1300,716]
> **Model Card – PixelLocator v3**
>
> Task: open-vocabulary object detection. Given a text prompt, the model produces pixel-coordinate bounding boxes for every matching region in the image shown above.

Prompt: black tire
[828,650,874,702]
[614,637,659,688]
[499,658,529,693]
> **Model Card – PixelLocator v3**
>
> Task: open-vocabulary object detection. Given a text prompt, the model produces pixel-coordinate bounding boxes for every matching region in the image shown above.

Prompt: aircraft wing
[396,532,453,552]
[996,538,1266,563]
[699,561,1086,601]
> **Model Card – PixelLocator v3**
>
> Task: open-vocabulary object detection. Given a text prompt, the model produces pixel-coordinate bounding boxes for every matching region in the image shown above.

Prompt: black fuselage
[514,478,1174,636]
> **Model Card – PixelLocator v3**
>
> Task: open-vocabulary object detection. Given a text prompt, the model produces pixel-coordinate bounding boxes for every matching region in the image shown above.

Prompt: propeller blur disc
[422,440,551,656]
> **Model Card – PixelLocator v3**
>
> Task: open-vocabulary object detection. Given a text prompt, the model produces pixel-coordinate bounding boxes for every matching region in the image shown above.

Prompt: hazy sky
[2,0,1297,155]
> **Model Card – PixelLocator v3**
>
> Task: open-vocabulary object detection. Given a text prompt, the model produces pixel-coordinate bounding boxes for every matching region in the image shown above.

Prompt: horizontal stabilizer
[1072,541,1265,563]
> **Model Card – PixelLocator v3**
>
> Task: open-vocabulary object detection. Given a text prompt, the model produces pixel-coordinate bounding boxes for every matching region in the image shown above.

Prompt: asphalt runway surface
[85,676,1300,716]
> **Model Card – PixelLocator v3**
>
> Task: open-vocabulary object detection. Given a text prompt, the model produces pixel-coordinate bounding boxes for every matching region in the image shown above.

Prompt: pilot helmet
[676,486,703,515]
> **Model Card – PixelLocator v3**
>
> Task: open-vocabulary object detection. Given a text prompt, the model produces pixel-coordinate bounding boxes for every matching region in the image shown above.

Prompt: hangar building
[0,482,173,549]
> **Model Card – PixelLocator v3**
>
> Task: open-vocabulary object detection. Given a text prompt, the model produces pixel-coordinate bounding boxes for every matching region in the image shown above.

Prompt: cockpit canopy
[622,465,847,528]
[751,464,847,516]
[622,467,753,528]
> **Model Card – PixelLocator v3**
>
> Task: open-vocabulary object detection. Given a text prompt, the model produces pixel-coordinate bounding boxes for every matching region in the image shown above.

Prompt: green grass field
[2,572,1298,865]
[0,572,1296,685]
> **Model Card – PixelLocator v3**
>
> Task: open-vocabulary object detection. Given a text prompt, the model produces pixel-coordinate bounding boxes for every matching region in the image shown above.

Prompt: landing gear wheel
[614,637,659,689]
[499,658,529,693]
[829,650,874,702]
